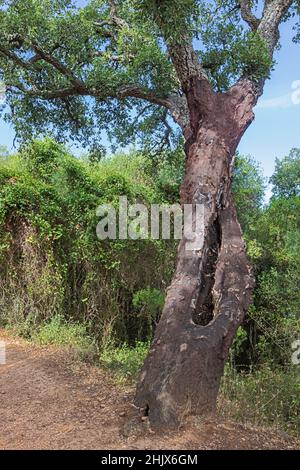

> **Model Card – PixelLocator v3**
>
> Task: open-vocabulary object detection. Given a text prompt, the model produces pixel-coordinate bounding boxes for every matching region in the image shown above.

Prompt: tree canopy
[0,0,298,149]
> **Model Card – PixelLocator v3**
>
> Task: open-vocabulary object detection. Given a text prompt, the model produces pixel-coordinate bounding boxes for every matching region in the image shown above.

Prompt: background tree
[247,149,300,367]
[0,145,9,159]
[270,148,300,199]
[228,150,300,370]
[232,153,265,231]
[0,0,298,427]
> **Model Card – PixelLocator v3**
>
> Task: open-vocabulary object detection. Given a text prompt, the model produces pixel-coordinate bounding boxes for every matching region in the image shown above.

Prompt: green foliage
[22,138,69,180]
[228,326,248,367]
[144,145,185,202]
[134,0,198,42]
[100,341,149,383]
[0,0,178,148]
[232,153,266,231]
[0,0,280,147]
[232,149,300,370]
[0,139,176,347]
[133,287,165,337]
[32,314,94,354]
[232,32,273,83]
[292,0,300,43]
[133,287,165,313]
[199,27,273,90]
[221,366,300,436]
[270,148,300,199]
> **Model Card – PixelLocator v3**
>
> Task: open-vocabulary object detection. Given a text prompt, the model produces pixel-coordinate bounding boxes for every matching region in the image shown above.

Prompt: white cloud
[256,93,292,109]
[291,80,300,105]
[256,80,300,109]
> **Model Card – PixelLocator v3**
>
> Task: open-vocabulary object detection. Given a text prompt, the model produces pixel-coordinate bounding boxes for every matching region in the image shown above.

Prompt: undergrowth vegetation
[0,139,176,347]
[31,314,94,355]
[100,341,150,384]
[0,140,299,435]
[220,365,300,436]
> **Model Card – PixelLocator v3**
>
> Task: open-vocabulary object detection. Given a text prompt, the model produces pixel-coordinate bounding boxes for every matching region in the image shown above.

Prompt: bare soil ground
[0,330,299,450]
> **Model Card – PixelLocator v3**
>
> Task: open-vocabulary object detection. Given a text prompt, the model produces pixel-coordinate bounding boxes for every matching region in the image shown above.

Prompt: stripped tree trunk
[135,80,259,427]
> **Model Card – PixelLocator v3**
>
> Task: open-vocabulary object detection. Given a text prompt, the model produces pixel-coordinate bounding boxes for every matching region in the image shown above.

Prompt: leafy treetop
[270,148,300,199]
[0,0,298,149]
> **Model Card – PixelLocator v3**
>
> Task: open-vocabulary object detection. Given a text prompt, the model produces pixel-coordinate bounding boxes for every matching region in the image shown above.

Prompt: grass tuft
[100,341,149,384]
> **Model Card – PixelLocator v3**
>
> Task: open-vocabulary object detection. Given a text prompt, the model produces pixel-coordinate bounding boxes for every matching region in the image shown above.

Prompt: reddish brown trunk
[134,81,258,428]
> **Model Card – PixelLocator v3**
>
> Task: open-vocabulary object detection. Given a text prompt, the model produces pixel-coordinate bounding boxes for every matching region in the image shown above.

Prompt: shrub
[0,139,177,347]
[132,287,165,338]
[220,365,300,436]
[100,341,150,383]
[32,314,94,356]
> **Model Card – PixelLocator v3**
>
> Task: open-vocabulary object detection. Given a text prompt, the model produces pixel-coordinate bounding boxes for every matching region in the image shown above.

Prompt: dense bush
[0,139,176,347]
[1,141,299,361]
[32,314,95,359]
[233,152,300,369]
[100,341,150,384]
[220,365,300,436]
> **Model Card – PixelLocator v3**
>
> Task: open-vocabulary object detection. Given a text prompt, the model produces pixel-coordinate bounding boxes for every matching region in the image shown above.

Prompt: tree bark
[134,80,258,428]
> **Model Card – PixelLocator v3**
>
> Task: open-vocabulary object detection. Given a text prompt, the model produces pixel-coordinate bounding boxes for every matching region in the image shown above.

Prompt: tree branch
[0,46,32,70]
[238,0,260,30]
[166,41,208,90]
[0,41,88,95]
[114,85,168,106]
[31,43,88,93]
[160,108,172,149]
[108,0,128,29]
[114,86,190,135]
[231,0,293,101]
[6,84,86,99]
[6,79,190,134]
[1,24,190,135]
[258,0,293,55]
[151,1,208,91]
[147,0,213,134]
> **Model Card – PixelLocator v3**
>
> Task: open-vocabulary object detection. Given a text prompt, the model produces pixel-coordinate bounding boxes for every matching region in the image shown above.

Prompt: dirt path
[0,331,299,450]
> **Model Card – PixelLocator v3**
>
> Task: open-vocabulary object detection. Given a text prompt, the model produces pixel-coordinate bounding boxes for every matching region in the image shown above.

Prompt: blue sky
[0,12,299,187]
[238,19,300,181]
